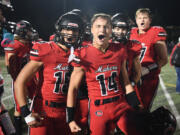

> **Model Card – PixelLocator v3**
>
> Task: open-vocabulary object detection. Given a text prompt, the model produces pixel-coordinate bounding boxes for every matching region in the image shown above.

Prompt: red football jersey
[130,26,167,65]
[30,41,71,101]
[81,41,92,46]
[126,40,142,76]
[4,40,32,58]
[4,40,32,79]
[72,43,127,99]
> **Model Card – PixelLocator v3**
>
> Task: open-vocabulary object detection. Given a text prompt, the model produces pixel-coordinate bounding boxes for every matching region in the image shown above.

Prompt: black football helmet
[31,29,39,41]
[14,20,36,41]
[145,106,177,135]
[111,13,130,43]
[70,9,92,42]
[0,0,14,19]
[54,12,84,48]
[70,9,88,24]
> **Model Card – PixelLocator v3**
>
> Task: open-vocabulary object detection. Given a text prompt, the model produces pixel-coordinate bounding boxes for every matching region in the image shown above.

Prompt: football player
[111,13,144,135]
[14,12,84,135]
[111,13,143,108]
[69,9,89,134]
[67,13,146,135]
[130,8,168,110]
[4,20,38,135]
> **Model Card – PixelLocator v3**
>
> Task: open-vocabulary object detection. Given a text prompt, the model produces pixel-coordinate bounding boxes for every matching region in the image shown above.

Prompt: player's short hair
[91,13,112,27]
[135,8,152,19]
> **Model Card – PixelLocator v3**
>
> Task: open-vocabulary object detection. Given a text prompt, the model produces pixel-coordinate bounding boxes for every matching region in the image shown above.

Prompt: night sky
[9,0,180,40]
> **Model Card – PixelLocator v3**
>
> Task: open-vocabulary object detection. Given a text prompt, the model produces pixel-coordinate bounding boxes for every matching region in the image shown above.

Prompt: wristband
[147,63,158,72]
[126,91,140,108]
[20,104,31,117]
[24,113,35,124]
[66,107,75,123]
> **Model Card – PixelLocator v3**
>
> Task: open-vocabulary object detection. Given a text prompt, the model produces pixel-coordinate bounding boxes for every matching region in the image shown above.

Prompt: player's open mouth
[67,37,73,42]
[98,35,105,40]
[141,22,145,26]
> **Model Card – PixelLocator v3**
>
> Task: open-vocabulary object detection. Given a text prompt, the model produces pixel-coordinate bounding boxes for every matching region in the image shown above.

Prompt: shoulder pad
[31,41,53,57]
[151,26,167,37]
[152,26,164,29]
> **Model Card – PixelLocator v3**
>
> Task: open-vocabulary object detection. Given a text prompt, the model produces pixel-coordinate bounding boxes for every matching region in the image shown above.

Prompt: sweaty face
[60,28,79,44]
[91,17,112,47]
[136,13,151,33]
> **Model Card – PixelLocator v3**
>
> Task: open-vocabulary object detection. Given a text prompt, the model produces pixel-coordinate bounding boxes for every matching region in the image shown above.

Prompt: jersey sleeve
[30,41,52,61]
[71,48,82,67]
[4,41,20,54]
[153,26,167,43]
[71,47,87,70]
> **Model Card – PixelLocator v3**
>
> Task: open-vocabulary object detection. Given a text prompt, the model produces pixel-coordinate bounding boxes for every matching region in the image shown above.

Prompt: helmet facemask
[15,20,37,42]
[55,26,80,48]
[112,20,129,43]
[111,13,130,44]
[54,13,84,49]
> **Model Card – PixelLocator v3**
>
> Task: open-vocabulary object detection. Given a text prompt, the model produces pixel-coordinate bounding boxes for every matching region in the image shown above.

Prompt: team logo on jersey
[54,64,69,70]
[95,110,103,117]
[96,65,118,73]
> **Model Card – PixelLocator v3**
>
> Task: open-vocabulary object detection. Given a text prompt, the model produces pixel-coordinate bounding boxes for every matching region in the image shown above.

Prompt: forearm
[67,68,84,107]
[14,78,29,107]
[67,86,78,107]
[66,67,84,124]
[121,60,134,94]
[132,56,141,83]
[15,60,42,107]
[7,53,20,80]
[155,41,168,68]
[157,58,168,68]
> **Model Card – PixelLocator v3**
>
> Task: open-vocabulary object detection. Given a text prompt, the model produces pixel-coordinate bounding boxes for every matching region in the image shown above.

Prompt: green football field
[0,56,180,135]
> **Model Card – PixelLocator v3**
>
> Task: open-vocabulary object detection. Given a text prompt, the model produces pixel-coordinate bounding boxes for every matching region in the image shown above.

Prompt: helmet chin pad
[112,32,127,43]
[54,33,79,48]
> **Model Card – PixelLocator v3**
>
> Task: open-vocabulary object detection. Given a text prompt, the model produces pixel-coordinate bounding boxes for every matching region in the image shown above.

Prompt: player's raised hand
[69,121,81,133]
